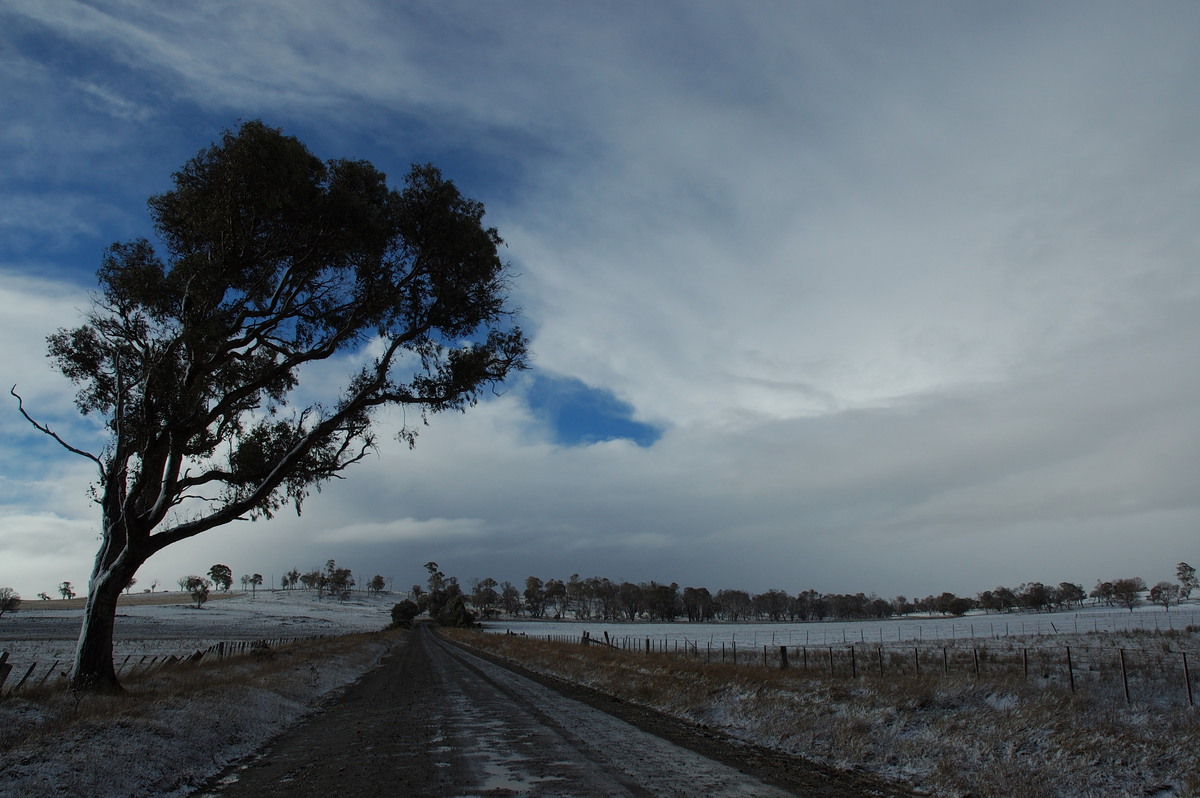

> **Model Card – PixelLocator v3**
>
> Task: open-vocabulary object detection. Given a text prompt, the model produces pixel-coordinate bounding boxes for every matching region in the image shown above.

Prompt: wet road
[197,625,799,797]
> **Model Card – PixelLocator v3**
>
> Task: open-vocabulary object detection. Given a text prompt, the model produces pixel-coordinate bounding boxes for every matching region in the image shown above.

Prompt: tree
[208,564,233,592]
[437,594,475,628]
[470,577,499,615]
[0,587,20,619]
[250,573,263,596]
[390,599,419,628]
[322,561,353,600]
[208,566,231,592]
[184,575,211,608]
[1090,580,1115,606]
[524,576,548,618]
[59,581,76,600]
[1111,577,1147,612]
[38,592,52,601]
[1177,562,1197,600]
[1149,581,1182,611]
[368,574,387,594]
[15,121,527,692]
[123,576,138,595]
[1057,582,1086,610]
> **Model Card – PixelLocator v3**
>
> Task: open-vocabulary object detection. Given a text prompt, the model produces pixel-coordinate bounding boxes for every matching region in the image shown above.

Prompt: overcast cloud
[1,1,1197,602]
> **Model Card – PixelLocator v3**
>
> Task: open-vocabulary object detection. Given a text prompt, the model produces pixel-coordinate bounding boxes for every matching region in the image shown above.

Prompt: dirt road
[196,626,908,797]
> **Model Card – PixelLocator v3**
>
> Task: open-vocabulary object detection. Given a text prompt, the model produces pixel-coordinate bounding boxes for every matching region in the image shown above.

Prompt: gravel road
[195,625,909,798]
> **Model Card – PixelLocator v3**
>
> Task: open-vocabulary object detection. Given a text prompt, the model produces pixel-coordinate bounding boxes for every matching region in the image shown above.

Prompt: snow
[0,590,397,798]
[484,604,1200,650]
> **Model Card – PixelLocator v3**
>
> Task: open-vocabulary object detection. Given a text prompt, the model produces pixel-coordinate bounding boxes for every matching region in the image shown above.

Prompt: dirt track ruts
[194,625,913,797]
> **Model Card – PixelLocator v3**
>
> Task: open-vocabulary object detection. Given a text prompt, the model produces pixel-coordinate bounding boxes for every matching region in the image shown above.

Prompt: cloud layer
[1,1,1198,601]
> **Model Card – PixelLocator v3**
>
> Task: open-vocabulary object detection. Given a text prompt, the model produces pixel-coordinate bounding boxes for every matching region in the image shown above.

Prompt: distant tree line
[447,562,1198,623]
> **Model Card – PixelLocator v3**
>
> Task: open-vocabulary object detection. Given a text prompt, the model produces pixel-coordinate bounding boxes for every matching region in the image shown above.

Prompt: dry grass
[0,629,401,797]
[446,628,1200,798]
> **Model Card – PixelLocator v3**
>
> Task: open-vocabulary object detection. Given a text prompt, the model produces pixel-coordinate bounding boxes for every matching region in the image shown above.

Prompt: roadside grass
[0,629,401,798]
[446,627,1200,798]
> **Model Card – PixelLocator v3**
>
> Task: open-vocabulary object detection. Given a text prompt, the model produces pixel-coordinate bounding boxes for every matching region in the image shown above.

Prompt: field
[457,606,1200,798]
[3,596,1199,797]
[0,589,393,687]
[0,591,399,798]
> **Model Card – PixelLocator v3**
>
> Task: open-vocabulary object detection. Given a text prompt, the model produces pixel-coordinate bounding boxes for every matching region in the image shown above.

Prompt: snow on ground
[0,591,399,798]
[0,590,394,672]
[485,603,1200,651]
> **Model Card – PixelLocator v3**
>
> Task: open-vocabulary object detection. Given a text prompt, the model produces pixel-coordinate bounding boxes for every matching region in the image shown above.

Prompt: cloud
[1,2,1198,603]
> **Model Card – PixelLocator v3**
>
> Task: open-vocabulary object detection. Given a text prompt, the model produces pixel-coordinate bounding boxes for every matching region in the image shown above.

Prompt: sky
[1,1,1198,604]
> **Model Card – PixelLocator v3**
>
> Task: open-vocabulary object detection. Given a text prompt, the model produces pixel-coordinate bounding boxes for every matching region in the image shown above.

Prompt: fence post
[780,646,789,670]
[1022,648,1028,680]
[850,646,857,678]
[878,646,884,677]
[0,651,11,693]
[943,647,948,676]
[1184,651,1194,708]
[973,648,980,677]
[1120,648,1130,704]
[13,663,37,693]
[828,647,834,677]
[914,647,920,676]
[1066,646,1075,694]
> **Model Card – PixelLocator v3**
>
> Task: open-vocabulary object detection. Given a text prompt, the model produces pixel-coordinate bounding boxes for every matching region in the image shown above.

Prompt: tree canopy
[18,120,527,691]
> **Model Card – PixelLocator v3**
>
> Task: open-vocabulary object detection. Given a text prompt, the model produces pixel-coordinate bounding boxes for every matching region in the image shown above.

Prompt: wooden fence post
[1184,651,1194,708]
[1120,648,1130,704]
[780,646,789,670]
[1066,646,1075,694]
[0,651,11,693]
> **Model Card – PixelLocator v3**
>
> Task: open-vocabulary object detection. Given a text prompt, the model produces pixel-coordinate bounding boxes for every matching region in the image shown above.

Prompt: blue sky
[1,1,1199,602]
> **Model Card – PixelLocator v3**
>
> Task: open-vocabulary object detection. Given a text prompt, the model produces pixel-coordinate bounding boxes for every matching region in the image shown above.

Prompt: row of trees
[440,563,1198,624]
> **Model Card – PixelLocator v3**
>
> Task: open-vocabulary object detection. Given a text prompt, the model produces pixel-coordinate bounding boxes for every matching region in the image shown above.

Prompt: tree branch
[11,385,106,474]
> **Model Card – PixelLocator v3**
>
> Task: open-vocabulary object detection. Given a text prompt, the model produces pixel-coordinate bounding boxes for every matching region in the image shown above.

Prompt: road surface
[196,625,908,797]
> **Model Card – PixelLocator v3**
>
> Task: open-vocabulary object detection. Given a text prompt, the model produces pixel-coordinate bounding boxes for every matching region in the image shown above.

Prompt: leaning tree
[14,121,528,692]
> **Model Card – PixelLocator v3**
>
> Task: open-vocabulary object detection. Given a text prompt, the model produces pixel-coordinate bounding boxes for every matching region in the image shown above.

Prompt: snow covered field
[0,590,394,681]
[0,591,399,798]
[486,604,1200,651]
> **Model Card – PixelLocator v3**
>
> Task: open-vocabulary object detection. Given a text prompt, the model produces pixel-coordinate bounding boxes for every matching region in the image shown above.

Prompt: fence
[517,630,1200,708]
[0,637,311,697]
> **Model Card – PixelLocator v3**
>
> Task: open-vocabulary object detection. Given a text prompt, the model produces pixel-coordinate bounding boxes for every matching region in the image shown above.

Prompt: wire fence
[0,636,314,697]
[516,629,1200,708]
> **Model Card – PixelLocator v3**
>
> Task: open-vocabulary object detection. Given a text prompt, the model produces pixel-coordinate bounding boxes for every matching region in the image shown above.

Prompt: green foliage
[184,575,212,608]
[208,564,233,592]
[437,594,476,628]
[390,600,420,628]
[19,120,527,691]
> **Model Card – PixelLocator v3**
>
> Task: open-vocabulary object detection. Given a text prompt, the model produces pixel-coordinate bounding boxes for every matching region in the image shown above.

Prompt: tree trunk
[70,549,141,693]
[71,579,124,693]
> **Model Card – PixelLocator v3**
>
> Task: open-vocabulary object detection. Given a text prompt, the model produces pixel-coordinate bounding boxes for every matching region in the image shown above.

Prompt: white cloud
[1,2,1198,602]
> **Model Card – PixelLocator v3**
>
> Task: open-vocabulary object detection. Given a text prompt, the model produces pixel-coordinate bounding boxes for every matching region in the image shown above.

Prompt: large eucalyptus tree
[15,121,527,692]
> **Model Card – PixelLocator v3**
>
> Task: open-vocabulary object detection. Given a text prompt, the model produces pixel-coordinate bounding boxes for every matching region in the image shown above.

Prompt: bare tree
[0,587,20,619]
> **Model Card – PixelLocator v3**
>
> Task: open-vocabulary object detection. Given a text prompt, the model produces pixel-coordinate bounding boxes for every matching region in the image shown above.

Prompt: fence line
[514,630,1200,708]
[0,636,317,697]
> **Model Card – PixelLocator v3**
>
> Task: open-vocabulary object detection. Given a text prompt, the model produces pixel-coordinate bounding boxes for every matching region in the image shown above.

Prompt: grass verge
[445,628,1200,798]
[0,629,401,798]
